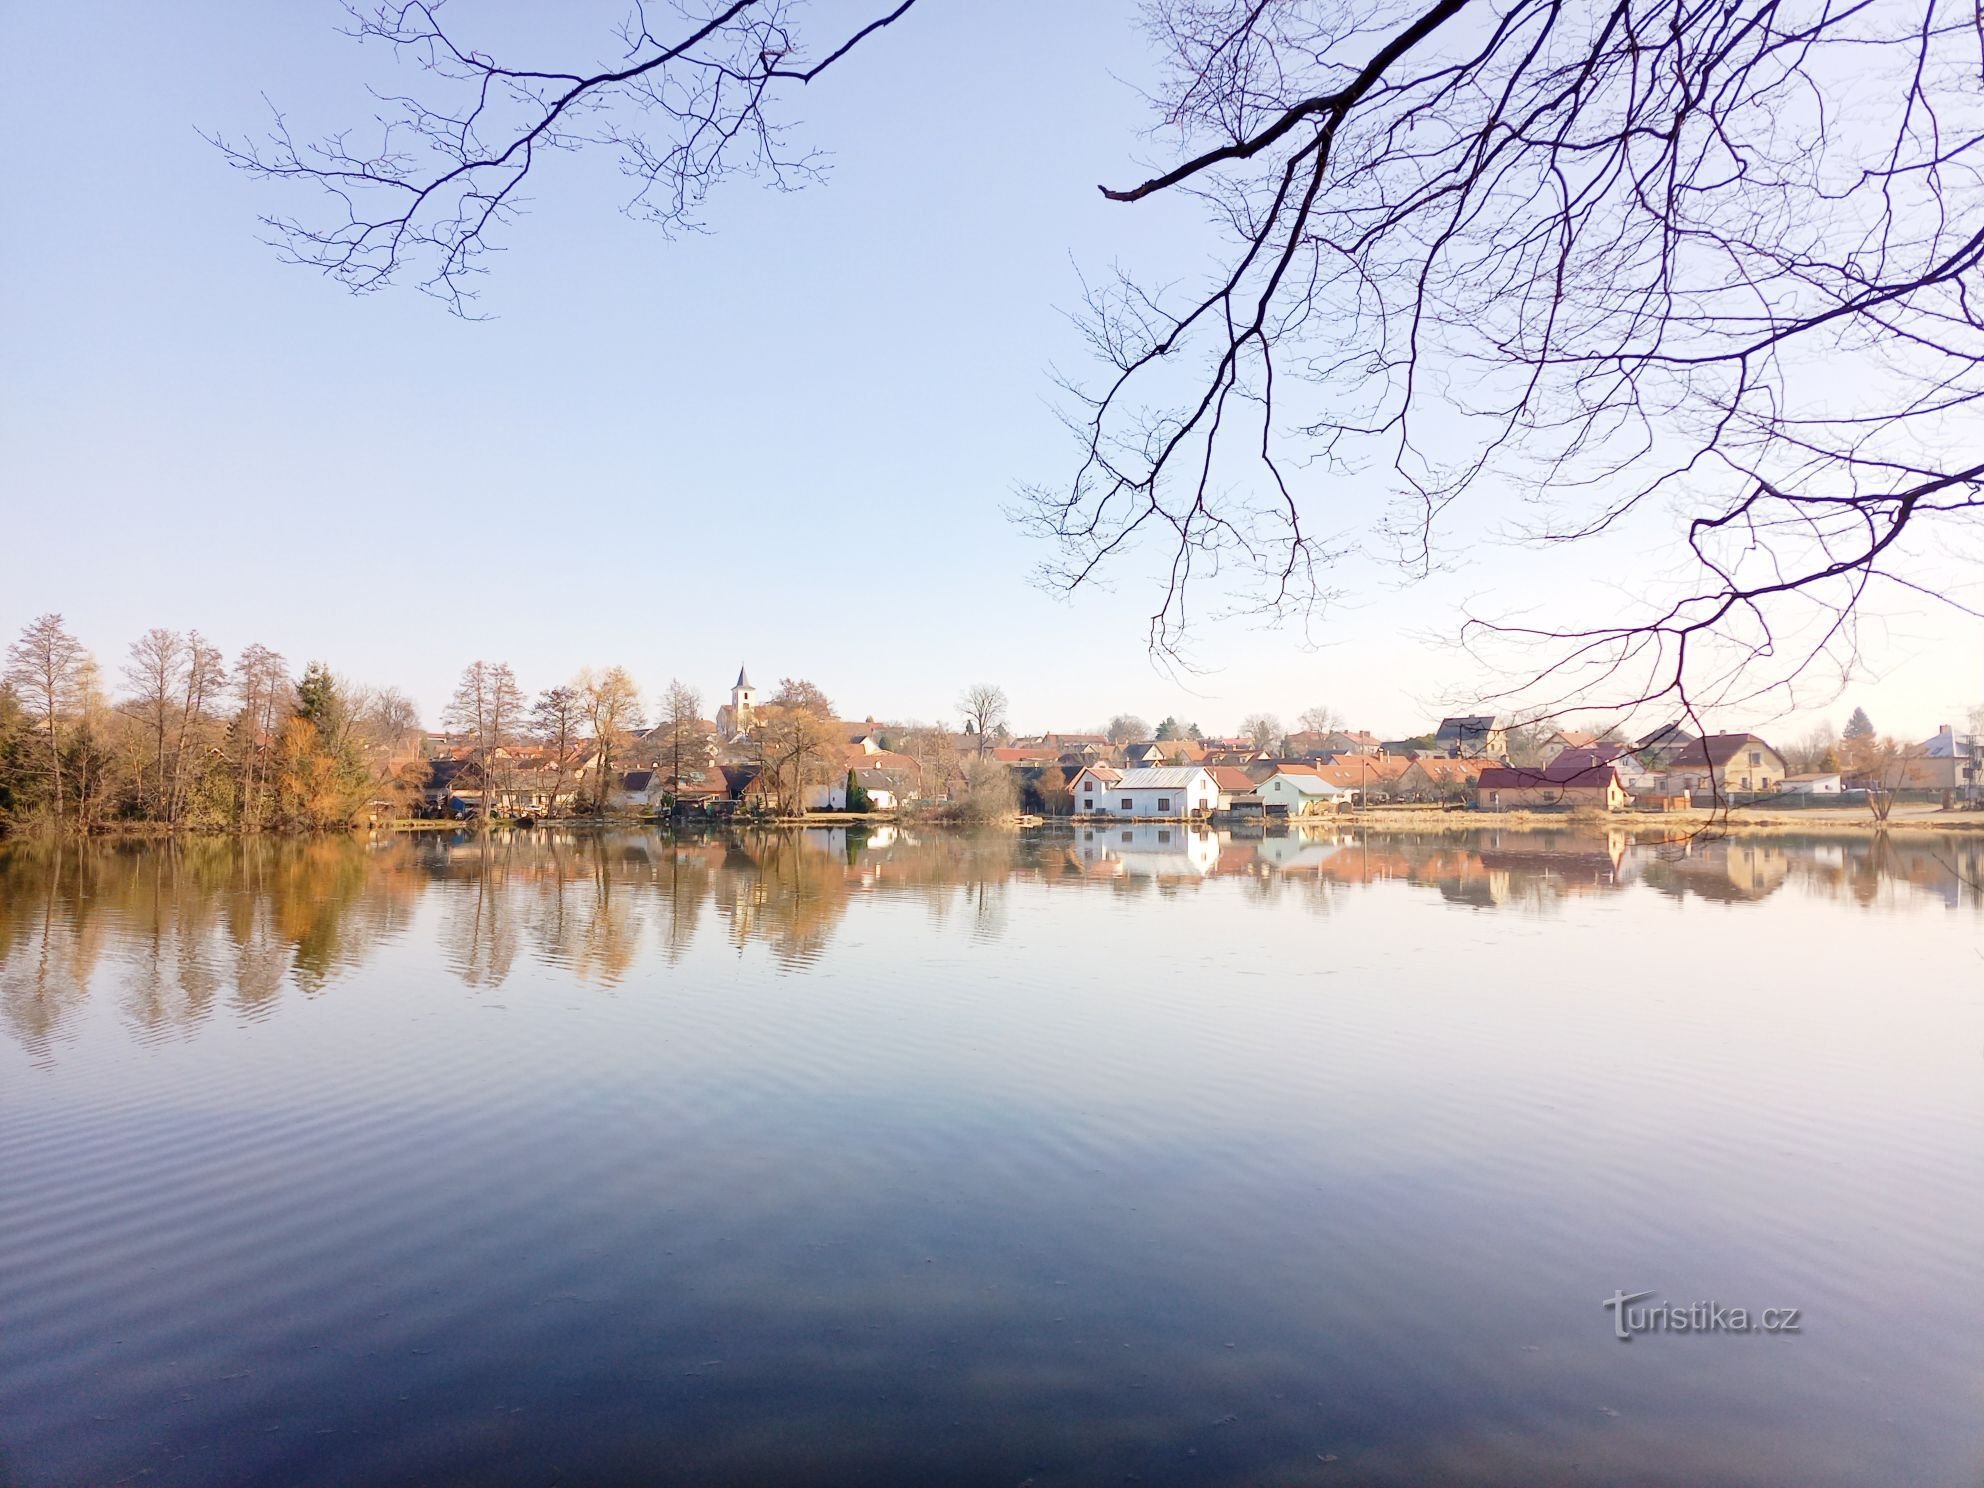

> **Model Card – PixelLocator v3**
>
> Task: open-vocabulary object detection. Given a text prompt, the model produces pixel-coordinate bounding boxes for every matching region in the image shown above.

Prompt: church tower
[728,664,756,731]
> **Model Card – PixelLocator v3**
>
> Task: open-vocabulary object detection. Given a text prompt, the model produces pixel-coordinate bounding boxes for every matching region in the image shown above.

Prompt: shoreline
[7,805,1980,841]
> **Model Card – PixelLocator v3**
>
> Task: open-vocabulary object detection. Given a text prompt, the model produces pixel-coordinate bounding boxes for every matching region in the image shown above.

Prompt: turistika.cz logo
[1603,1290,1802,1341]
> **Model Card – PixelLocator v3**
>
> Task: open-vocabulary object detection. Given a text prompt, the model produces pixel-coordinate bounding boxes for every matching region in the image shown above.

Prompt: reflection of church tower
[716,663,757,737]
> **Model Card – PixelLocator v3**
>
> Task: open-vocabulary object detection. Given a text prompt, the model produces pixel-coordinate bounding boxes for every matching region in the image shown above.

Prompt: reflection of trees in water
[0,836,422,1063]
[439,834,518,988]
[0,843,103,1066]
[4,824,1979,1062]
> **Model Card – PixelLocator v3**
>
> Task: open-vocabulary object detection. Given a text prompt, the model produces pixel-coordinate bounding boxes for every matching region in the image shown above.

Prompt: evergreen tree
[1843,707,1875,740]
[845,768,872,813]
[296,662,342,730]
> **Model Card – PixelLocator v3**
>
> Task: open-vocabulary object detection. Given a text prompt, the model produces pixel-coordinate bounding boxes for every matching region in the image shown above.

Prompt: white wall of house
[806,779,901,811]
[1255,773,1344,815]
[1071,769,1121,815]
[1073,822,1222,877]
[1082,770,1217,818]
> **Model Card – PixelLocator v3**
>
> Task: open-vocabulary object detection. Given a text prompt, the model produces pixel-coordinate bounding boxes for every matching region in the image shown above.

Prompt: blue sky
[2,0,1976,743]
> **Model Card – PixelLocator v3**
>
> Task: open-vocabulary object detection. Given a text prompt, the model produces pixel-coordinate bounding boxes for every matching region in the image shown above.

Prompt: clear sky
[3,0,1977,743]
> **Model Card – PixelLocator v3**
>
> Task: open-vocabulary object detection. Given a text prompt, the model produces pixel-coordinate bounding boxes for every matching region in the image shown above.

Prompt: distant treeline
[0,613,435,835]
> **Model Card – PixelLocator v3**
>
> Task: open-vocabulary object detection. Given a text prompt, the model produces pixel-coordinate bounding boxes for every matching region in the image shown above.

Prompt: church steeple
[729,665,756,729]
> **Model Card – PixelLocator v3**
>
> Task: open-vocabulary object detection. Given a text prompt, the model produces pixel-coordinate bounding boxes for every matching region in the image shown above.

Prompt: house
[1634,723,1699,764]
[1253,767,1350,816]
[1660,733,1787,796]
[666,762,730,809]
[1396,756,1494,802]
[1433,715,1509,758]
[1124,738,1207,767]
[1476,759,1630,811]
[1319,729,1383,755]
[1207,765,1260,812]
[1069,822,1224,880]
[1779,772,1843,796]
[1868,725,1984,796]
[1312,753,1414,802]
[1081,766,1219,819]
[990,745,1062,766]
[1070,764,1124,814]
[1541,727,1603,756]
[613,770,668,812]
[1278,730,1336,761]
[808,765,909,812]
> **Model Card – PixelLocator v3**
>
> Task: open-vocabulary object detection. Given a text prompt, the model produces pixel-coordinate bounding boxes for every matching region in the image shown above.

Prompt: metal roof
[1113,766,1213,789]
[1265,771,1347,795]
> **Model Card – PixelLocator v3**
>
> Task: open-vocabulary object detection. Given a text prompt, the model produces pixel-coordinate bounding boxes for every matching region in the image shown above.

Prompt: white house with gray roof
[1254,769,1350,816]
[1079,766,1218,819]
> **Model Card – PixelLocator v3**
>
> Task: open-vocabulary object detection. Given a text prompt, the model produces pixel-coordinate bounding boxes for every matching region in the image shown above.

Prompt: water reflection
[2,824,1979,1063]
[5,825,1982,1488]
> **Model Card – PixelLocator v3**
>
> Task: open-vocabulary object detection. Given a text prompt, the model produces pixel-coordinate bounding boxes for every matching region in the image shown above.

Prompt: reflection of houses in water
[1808,835,1984,909]
[1639,837,1792,903]
[1069,823,1223,880]
[1252,827,1350,872]
[1476,829,1630,901]
[1395,830,1630,908]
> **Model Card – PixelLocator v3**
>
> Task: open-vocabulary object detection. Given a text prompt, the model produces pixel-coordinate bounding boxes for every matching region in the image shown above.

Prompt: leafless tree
[770,677,834,716]
[579,666,645,810]
[1106,714,1149,746]
[957,683,1008,759]
[232,1,1984,715]
[445,660,525,819]
[121,628,188,820]
[1296,705,1343,736]
[1016,0,1984,716]
[530,683,586,813]
[168,633,228,823]
[231,644,292,829]
[751,698,843,813]
[362,687,423,753]
[5,614,91,827]
[212,0,923,313]
[897,721,961,801]
[655,679,713,794]
[1241,712,1283,753]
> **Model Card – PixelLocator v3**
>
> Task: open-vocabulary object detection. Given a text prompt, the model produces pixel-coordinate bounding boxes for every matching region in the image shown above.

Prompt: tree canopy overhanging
[218,0,1984,719]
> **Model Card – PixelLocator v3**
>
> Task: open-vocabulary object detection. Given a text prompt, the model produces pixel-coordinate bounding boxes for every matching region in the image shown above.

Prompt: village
[417,665,1984,824]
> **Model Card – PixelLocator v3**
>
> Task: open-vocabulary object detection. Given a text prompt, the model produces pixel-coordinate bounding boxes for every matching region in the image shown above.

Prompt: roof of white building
[1264,769,1349,795]
[1114,766,1213,789]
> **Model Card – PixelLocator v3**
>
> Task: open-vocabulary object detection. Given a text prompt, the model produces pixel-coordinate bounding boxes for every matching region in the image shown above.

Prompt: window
[1122,830,1134,843]
[1081,799,1093,812]
[1157,797,1171,812]
[1157,829,1171,843]
[1122,798,1133,810]
[1749,751,1761,765]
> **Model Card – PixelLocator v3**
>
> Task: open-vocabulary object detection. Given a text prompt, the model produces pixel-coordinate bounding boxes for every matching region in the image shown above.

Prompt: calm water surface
[2,825,1981,1486]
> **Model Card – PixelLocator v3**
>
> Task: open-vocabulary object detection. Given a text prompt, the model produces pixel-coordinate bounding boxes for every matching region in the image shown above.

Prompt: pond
[2,825,1980,1486]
